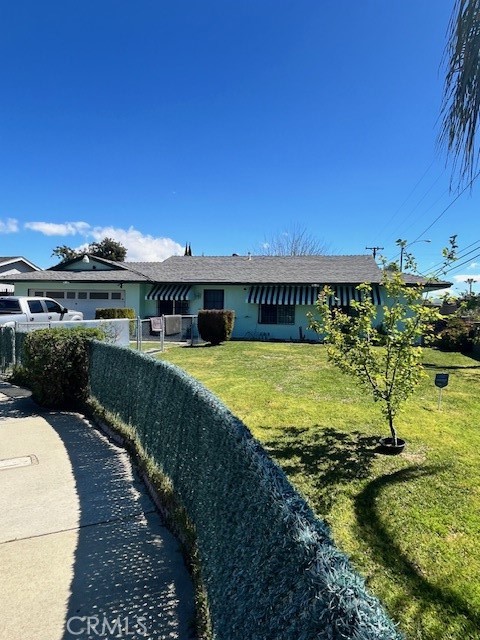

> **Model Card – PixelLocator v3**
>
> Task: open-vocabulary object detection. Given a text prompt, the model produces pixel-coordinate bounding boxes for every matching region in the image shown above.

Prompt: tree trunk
[387,408,397,446]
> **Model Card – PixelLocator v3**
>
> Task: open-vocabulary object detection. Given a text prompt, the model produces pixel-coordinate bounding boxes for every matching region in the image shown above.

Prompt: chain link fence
[131,315,200,352]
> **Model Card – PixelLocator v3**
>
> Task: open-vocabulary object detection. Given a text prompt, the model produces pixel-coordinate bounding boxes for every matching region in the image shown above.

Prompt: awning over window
[146,284,192,301]
[246,285,320,305]
[246,284,381,306]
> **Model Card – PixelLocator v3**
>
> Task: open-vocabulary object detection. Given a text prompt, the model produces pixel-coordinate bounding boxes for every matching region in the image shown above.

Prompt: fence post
[136,317,141,351]
[161,315,165,352]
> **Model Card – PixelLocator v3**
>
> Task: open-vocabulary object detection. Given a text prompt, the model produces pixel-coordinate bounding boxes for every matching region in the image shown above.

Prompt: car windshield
[0,299,22,314]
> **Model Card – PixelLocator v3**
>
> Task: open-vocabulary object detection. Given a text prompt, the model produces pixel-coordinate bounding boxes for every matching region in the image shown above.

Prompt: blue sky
[0,1,479,293]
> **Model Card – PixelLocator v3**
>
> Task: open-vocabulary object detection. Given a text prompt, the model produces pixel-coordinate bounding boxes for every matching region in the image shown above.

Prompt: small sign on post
[435,373,449,410]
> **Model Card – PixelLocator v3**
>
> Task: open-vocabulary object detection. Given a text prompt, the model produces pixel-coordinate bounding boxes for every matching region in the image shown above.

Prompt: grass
[158,341,480,640]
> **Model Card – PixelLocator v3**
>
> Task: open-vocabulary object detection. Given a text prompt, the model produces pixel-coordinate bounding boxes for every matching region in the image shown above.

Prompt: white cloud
[0,218,19,234]
[24,221,90,236]
[24,219,183,261]
[453,274,480,283]
[89,225,183,261]
[469,262,479,270]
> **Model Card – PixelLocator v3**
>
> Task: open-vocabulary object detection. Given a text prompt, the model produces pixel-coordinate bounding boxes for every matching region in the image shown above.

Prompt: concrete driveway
[0,382,195,640]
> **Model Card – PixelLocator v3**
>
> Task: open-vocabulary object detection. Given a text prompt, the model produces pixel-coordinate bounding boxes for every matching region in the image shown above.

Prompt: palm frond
[440,0,480,186]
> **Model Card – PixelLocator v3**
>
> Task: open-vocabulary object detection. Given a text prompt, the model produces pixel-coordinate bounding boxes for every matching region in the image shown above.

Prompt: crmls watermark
[66,615,148,637]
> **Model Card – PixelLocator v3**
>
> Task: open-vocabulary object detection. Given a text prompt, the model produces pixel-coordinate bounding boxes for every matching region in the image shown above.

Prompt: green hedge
[94,308,136,320]
[197,310,235,345]
[0,326,14,372]
[89,342,401,640]
[23,327,103,407]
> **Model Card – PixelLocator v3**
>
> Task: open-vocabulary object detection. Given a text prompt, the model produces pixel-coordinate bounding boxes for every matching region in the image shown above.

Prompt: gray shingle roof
[0,270,149,283]
[128,255,385,284]
[0,254,451,288]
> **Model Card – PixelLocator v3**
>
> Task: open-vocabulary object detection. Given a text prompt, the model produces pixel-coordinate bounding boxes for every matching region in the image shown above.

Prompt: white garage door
[29,289,126,320]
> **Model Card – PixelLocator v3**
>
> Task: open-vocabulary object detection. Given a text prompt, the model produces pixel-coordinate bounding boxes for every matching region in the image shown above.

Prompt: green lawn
[158,342,480,640]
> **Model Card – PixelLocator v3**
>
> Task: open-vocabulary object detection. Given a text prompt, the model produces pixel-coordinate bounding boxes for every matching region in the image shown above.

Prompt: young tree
[308,247,450,449]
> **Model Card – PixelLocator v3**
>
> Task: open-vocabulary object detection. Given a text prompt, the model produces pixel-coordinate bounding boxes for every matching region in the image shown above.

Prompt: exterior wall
[187,285,321,341]
[60,257,115,271]
[12,280,387,340]
[14,282,143,320]
[0,260,37,275]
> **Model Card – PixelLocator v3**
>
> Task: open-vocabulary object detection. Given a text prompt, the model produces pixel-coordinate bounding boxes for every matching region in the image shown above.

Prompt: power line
[443,250,480,276]
[427,239,480,274]
[410,168,480,244]
[380,158,438,236]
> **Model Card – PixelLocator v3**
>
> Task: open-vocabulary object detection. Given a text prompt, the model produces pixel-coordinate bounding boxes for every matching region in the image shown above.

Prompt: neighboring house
[0,256,41,294]
[1,254,450,341]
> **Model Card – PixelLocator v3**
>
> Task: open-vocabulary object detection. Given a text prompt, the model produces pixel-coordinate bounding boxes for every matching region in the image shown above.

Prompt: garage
[28,289,125,320]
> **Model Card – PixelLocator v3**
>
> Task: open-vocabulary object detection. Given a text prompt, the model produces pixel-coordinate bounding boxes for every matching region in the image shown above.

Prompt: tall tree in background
[52,237,127,262]
[440,0,480,185]
[88,237,127,261]
[259,223,330,256]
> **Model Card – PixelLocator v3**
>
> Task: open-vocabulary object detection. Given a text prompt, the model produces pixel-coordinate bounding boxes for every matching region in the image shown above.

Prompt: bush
[0,326,14,372]
[434,317,474,352]
[95,307,136,336]
[22,327,104,408]
[94,307,136,320]
[197,310,235,345]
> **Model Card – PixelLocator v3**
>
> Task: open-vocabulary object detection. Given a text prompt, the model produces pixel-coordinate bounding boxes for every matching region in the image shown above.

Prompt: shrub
[95,307,136,336]
[197,310,235,345]
[22,327,104,408]
[0,326,14,372]
[435,317,474,352]
[94,307,136,320]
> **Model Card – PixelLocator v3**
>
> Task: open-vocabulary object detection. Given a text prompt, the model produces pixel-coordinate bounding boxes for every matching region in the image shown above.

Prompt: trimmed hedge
[94,307,136,320]
[0,326,14,372]
[197,309,235,345]
[89,342,401,640]
[23,327,103,407]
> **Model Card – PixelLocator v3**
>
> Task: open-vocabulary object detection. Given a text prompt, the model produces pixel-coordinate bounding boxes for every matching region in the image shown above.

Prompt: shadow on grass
[262,426,379,514]
[423,362,480,370]
[355,466,480,633]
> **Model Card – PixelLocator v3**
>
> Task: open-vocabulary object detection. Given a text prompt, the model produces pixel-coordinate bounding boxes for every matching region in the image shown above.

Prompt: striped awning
[246,284,381,306]
[247,285,320,305]
[146,284,192,301]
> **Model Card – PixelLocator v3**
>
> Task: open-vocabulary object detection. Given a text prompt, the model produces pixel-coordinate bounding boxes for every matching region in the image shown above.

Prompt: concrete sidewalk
[0,382,195,640]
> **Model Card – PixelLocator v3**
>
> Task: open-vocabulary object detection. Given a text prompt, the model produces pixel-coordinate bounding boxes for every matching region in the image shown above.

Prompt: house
[1,254,450,341]
[0,256,41,294]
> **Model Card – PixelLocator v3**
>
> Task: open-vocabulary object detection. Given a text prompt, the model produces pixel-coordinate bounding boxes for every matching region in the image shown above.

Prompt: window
[203,289,224,310]
[78,292,87,299]
[66,292,76,299]
[175,300,190,315]
[28,300,44,314]
[44,299,63,313]
[89,292,109,300]
[111,292,122,300]
[0,299,21,314]
[46,291,64,299]
[157,300,190,315]
[259,304,295,325]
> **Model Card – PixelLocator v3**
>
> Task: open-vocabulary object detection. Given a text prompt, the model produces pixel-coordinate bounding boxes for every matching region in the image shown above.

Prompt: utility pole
[365,246,384,259]
[465,278,477,296]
